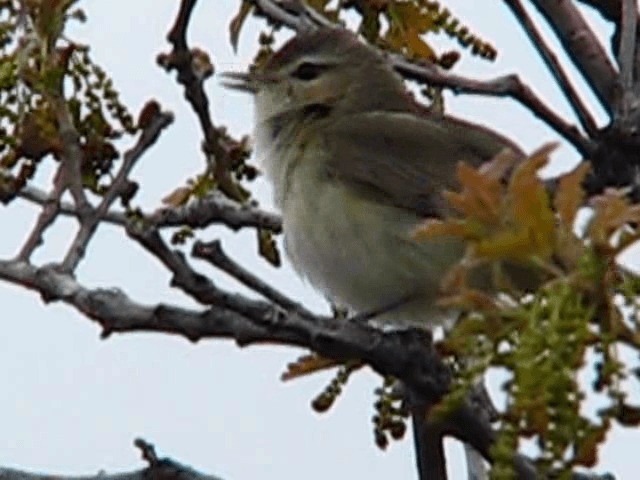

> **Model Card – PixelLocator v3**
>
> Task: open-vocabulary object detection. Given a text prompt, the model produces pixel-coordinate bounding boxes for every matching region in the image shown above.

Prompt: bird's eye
[290,62,326,81]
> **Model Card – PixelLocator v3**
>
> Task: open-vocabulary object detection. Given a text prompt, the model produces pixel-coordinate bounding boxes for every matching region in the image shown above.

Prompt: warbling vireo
[223,28,523,327]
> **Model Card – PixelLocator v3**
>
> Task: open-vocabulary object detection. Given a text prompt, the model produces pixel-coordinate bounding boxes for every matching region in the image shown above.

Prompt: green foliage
[419,147,640,476]
[282,354,409,450]
[372,376,409,449]
[0,0,136,202]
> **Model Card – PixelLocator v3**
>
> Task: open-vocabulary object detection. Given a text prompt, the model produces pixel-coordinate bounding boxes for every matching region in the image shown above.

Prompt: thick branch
[618,0,638,94]
[17,186,282,233]
[412,409,447,480]
[148,192,282,232]
[529,0,618,112]
[0,255,613,480]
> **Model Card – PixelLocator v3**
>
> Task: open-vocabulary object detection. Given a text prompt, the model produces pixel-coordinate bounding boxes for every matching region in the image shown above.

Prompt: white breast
[254,109,460,327]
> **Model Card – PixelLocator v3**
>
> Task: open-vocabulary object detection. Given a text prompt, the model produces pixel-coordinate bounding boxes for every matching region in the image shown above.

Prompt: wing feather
[320,112,522,217]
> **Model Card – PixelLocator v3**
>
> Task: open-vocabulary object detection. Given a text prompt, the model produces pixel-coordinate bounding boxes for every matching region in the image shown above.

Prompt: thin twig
[164,0,217,149]
[17,165,67,261]
[18,185,128,225]
[126,223,271,317]
[161,0,260,204]
[167,0,197,50]
[529,0,618,113]
[192,239,312,316]
[17,61,91,262]
[59,107,174,272]
[250,0,310,30]
[394,60,595,155]
[504,0,599,137]
[161,0,231,179]
[51,97,90,213]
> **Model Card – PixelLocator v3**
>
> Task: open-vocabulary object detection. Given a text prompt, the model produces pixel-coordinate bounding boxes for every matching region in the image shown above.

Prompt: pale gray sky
[0,2,636,479]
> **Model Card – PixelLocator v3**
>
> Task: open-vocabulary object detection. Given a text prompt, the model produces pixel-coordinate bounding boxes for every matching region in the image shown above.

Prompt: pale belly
[280,162,462,327]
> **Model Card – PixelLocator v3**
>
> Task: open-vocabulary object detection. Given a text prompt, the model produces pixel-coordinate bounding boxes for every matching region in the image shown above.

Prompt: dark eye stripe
[290,62,327,81]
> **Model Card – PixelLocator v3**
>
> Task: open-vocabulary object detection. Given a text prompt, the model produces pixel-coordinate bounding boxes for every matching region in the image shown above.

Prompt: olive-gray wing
[322,112,518,218]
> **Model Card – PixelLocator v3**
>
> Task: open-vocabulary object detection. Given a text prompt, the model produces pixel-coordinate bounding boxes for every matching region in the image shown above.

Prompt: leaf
[574,426,606,467]
[383,2,436,60]
[162,186,191,207]
[229,0,252,53]
[404,27,435,60]
[504,143,557,259]
[392,2,435,32]
[588,189,640,247]
[258,228,281,266]
[476,227,540,260]
[281,353,342,381]
[555,162,590,228]
[413,218,478,241]
[307,0,331,11]
[437,288,499,311]
[452,161,503,222]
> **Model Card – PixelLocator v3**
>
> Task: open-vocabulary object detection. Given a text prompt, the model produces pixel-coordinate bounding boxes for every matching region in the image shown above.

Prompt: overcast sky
[0,2,637,479]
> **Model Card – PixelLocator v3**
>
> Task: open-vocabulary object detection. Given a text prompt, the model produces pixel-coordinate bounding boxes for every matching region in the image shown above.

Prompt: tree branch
[17,164,68,261]
[163,0,217,153]
[51,97,90,214]
[411,407,447,480]
[0,438,224,480]
[192,239,308,314]
[159,0,250,202]
[16,74,98,261]
[504,0,599,136]
[59,105,174,273]
[148,192,282,232]
[17,186,282,233]
[529,0,618,113]
[393,60,595,155]
[0,253,614,480]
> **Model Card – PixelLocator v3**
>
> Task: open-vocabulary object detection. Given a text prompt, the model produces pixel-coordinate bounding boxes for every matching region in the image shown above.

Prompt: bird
[222,27,524,329]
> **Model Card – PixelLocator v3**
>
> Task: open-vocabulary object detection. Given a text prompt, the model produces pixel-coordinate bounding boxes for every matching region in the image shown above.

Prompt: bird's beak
[220,71,258,93]
[220,70,279,94]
